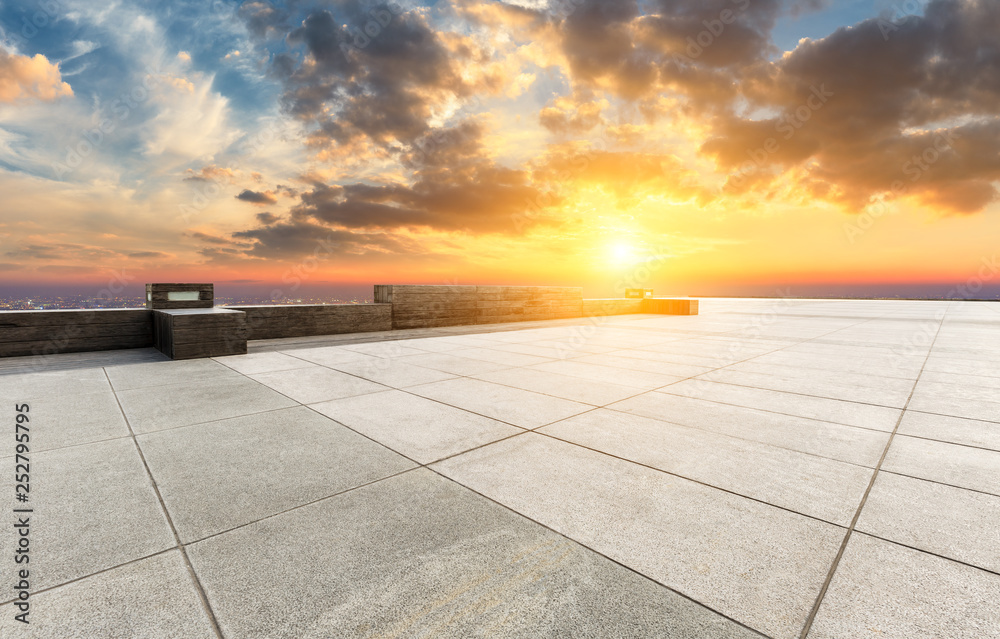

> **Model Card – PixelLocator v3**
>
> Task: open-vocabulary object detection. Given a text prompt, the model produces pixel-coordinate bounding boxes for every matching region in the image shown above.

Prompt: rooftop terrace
[2,298,999,638]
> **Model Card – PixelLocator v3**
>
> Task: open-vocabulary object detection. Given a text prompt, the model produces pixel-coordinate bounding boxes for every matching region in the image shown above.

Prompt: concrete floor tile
[138,405,415,541]
[857,472,1000,572]
[20,390,130,452]
[328,357,457,388]
[0,551,216,638]
[337,341,430,358]
[529,359,683,390]
[663,379,903,431]
[907,392,1000,423]
[433,434,843,639]
[882,435,1000,496]
[572,353,712,378]
[0,366,111,397]
[898,410,1000,451]
[396,351,513,376]
[409,377,592,428]
[541,409,872,525]
[213,350,315,375]
[700,369,913,407]
[105,358,241,391]
[250,365,390,404]
[808,533,1000,639]
[447,346,553,367]
[474,367,640,406]
[279,345,377,367]
[311,390,521,463]
[188,468,762,639]
[609,392,890,467]
[116,375,297,434]
[0,439,175,592]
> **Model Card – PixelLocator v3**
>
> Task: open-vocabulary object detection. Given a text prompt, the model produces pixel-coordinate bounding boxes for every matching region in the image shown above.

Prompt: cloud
[127,251,172,259]
[231,219,427,260]
[256,212,280,224]
[185,231,237,245]
[235,189,277,204]
[711,0,1000,213]
[0,49,73,103]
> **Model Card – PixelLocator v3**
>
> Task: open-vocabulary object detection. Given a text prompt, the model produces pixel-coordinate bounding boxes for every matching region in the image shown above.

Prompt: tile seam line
[650,389,899,435]
[102,367,226,639]
[0,547,177,607]
[850,530,1000,578]
[422,467,774,639]
[797,302,950,639]
[275,349,602,429]
[876,468,1000,499]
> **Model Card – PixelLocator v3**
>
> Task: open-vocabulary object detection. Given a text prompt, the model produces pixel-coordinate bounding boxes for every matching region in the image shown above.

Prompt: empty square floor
[2,298,998,638]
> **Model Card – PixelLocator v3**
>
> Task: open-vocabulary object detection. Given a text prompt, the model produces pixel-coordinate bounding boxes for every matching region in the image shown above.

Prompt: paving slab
[446,346,553,367]
[882,435,1000,496]
[898,410,1000,451]
[19,390,130,452]
[249,365,390,404]
[0,366,111,397]
[137,405,415,541]
[395,352,513,376]
[0,438,175,592]
[474,367,640,406]
[856,471,1000,572]
[116,375,297,434]
[105,358,242,391]
[907,392,1000,423]
[808,533,1000,639]
[326,357,457,388]
[0,551,216,638]
[278,345,377,367]
[609,392,890,466]
[433,434,843,639]
[529,359,683,390]
[337,341,430,358]
[188,468,762,639]
[541,409,872,525]
[699,369,913,407]
[311,390,521,463]
[663,379,903,431]
[213,350,315,375]
[409,377,592,429]
[571,353,712,378]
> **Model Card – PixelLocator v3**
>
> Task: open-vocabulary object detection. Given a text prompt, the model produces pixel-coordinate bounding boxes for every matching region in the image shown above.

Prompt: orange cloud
[0,49,73,103]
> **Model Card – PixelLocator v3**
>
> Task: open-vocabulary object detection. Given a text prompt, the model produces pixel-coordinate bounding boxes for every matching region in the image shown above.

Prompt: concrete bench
[152,308,247,360]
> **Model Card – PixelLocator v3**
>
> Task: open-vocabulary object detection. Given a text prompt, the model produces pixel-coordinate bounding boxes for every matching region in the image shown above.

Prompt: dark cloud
[185,231,239,246]
[269,2,479,151]
[256,212,281,224]
[127,251,172,259]
[232,219,427,259]
[236,189,278,204]
[238,1,291,40]
[712,0,1000,212]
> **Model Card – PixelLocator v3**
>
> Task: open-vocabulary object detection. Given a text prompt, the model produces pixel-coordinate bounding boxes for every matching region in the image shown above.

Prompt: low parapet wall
[0,286,697,358]
[231,304,392,340]
[375,285,584,329]
[583,298,645,317]
[0,308,152,358]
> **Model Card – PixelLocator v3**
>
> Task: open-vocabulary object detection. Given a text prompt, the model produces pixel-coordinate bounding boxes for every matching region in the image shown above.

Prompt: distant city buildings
[0,295,374,310]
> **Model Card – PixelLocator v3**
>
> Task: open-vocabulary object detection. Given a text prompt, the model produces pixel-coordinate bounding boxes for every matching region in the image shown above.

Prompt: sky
[0,0,999,300]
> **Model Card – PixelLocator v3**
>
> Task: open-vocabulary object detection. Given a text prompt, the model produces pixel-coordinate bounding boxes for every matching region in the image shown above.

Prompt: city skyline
[1,0,999,298]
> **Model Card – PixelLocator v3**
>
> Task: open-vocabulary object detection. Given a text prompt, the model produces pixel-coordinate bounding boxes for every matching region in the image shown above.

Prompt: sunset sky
[1,0,999,299]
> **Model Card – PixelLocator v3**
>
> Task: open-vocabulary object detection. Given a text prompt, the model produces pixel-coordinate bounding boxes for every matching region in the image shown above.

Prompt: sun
[609,243,638,265]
